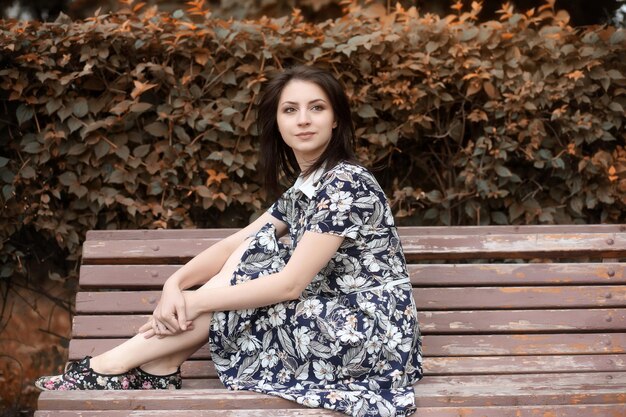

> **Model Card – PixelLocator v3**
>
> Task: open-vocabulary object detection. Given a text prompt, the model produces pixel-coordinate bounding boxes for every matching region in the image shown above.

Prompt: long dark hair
[257,65,357,196]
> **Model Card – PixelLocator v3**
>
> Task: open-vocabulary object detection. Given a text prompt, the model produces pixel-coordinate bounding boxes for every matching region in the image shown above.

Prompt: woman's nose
[297,111,311,125]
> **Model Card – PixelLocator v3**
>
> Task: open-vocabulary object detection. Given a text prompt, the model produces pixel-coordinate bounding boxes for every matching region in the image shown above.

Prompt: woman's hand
[138,317,195,339]
[139,281,190,338]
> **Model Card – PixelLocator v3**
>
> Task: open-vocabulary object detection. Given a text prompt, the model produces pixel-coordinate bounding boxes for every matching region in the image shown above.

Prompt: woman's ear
[332,120,338,129]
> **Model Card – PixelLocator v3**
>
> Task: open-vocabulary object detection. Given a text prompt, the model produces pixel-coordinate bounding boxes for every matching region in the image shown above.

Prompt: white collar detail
[293,166,326,199]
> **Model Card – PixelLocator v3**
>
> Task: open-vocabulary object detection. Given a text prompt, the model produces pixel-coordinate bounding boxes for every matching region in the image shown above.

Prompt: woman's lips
[296,132,315,139]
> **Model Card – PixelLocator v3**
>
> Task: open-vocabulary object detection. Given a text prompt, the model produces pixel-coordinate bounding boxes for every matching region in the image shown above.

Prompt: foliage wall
[1,1,626,285]
[5,0,624,27]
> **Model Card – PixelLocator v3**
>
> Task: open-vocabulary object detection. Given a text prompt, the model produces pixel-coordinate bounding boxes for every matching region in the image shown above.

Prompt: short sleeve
[266,188,292,224]
[305,167,384,240]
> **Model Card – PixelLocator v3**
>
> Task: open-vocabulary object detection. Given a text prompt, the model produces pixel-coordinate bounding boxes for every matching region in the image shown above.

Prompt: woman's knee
[220,236,254,275]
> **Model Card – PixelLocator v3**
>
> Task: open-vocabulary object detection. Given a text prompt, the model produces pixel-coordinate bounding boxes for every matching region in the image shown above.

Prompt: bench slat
[86,229,238,240]
[75,286,626,313]
[33,403,626,417]
[410,263,626,286]
[182,372,626,392]
[36,410,341,417]
[85,224,626,240]
[71,310,626,338]
[420,309,626,333]
[68,333,626,360]
[38,353,622,380]
[81,233,626,264]
[175,354,626,377]
[423,354,626,375]
[35,372,626,409]
[78,263,626,289]
[401,233,626,260]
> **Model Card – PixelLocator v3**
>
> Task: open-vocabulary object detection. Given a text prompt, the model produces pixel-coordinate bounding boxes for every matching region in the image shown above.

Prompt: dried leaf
[131,80,158,99]
[130,102,152,113]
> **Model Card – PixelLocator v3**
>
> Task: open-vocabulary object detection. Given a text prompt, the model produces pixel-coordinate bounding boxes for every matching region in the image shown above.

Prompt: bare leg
[89,237,253,375]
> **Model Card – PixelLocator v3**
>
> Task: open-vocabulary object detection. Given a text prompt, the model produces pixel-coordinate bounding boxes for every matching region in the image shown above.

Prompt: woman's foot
[132,366,182,390]
[35,356,135,391]
[36,356,182,391]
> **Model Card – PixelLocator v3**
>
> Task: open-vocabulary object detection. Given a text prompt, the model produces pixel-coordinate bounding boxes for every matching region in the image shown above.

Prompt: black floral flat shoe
[132,366,182,389]
[35,356,135,391]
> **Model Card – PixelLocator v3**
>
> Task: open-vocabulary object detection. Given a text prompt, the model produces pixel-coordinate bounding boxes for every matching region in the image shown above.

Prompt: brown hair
[257,65,357,196]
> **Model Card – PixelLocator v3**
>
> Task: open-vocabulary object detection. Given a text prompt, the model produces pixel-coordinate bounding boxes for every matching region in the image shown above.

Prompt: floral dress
[209,162,423,417]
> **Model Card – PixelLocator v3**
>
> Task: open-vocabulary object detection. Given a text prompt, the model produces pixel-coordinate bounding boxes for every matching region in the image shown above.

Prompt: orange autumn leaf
[130,80,158,99]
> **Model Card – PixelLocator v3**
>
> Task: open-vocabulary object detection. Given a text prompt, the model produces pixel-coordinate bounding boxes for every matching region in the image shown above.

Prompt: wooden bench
[36,224,626,416]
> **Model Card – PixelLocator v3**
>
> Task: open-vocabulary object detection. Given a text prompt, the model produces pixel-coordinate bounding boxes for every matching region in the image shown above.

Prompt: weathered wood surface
[81,233,626,264]
[169,354,626,378]
[68,333,626,360]
[33,403,626,417]
[36,372,626,409]
[71,309,626,337]
[86,224,626,240]
[41,353,621,380]
[38,225,626,416]
[80,262,626,289]
[75,286,626,313]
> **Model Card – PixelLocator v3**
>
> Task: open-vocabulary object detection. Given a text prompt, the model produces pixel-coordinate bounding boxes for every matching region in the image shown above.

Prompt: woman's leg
[88,237,253,376]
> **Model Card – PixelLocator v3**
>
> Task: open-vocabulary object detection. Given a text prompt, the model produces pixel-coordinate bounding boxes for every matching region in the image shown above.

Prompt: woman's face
[276,79,337,170]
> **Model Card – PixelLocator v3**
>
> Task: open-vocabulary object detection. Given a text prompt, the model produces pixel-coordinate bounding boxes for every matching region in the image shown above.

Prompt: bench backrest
[70,225,626,386]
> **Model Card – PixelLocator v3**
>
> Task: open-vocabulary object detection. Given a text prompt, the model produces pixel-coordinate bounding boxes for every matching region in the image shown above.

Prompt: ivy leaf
[58,105,73,122]
[130,102,152,113]
[357,104,377,118]
[16,104,34,125]
[1,168,15,183]
[109,170,126,184]
[491,211,508,225]
[67,116,82,133]
[20,166,36,179]
[222,107,238,116]
[495,165,512,177]
[426,190,443,203]
[133,144,151,158]
[94,140,111,159]
[196,185,212,198]
[217,121,234,133]
[508,203,524,221]
[46,98,62,115]
[59,172,78,186]
[460,27,479,41]
[115,146,130,161]
[424,208,438,220]
[110,100,133,115]
[145,122,168,137]
[73,97,89,118]
[2,184,14,200]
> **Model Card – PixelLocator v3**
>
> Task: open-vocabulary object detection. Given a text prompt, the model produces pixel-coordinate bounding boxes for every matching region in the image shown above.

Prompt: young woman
[36,65,423,417]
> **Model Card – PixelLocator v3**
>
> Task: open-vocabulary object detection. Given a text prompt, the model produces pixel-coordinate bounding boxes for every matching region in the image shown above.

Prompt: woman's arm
[165,212,289,291]
[185,230,344,318]
[149,212,288,335]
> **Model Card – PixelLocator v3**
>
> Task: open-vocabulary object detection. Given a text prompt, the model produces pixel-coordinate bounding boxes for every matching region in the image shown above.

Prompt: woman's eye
[311,105,324,111]
[283,107,296,113]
